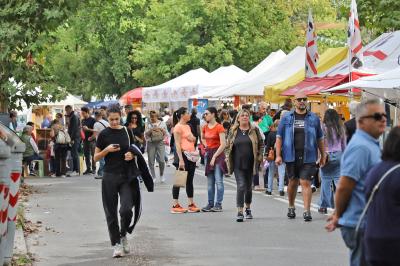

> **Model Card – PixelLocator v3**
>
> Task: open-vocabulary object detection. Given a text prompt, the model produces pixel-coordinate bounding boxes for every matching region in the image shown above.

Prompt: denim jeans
[340,226,366,266]
[97,158,105,176]
[147,141,165,178]
[207,165,224,206]
[319,151,342,208]
[267,161,285,192]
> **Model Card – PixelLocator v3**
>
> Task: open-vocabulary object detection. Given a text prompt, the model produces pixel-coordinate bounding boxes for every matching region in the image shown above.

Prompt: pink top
[174,124,195,152]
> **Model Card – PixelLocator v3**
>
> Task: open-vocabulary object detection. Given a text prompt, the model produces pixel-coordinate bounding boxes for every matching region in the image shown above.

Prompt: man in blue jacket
[275,92,326,222]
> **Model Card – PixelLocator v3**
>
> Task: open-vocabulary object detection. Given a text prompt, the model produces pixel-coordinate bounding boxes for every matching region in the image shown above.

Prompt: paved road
[24,165,348,266]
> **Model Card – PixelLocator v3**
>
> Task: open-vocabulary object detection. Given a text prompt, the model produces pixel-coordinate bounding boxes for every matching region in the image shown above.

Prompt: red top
[202,123,225,149]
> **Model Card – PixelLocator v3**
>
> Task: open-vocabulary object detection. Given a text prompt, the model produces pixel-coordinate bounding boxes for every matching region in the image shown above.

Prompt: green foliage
[44,0,148,100]
[0,1,79,111]
[132,0,300,86]
[358,0,400,35]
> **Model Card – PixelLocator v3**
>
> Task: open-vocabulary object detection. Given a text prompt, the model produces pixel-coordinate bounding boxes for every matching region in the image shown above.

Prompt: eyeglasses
[360,112,387,121]
[296,98,308,102]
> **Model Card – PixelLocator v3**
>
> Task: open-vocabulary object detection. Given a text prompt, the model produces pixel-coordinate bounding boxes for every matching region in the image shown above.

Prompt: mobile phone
[113,144,120,148]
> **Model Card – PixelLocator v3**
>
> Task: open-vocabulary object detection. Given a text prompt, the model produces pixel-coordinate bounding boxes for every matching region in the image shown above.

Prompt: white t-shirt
[93,119,109,139]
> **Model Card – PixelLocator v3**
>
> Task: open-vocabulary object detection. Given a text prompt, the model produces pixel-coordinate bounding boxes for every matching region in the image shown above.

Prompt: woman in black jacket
[94,105,153,258]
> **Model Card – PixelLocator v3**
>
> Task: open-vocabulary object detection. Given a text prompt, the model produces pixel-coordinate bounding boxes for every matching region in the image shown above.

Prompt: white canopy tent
[38,94,87,108]
[319,31,400,77]
[142,68,210,103]
[191,65,248,98]
[325,67,400,102]
[215,47,305,97]
[192,50,286,99]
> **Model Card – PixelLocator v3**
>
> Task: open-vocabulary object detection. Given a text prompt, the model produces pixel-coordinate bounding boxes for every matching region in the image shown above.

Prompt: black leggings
[172,153,196,199]
[102,172,138,246]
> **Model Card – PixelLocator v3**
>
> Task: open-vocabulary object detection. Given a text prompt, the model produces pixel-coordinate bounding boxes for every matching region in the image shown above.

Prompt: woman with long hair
[94,105,153,258]
[201,107,227,212]
[171,107,200,214]
[318,109,346,214]
[226,109,264,222]
[125,110,145,152]
[364,127,400,266]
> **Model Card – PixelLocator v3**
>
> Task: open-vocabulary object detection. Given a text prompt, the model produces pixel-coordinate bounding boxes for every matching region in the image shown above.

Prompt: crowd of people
[3,95,400,265]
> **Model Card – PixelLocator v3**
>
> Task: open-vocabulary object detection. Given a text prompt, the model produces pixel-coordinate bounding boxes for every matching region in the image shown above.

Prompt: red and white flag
[348,0,363,69]
[305,9,319,77]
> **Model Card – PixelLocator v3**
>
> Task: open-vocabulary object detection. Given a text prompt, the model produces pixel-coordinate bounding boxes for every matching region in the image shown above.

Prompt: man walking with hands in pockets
[275,92,325,222]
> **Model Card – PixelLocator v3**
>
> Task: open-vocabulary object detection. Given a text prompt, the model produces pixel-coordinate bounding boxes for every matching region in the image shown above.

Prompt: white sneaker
[121,236,130,254]
[153,178,157,183]
[161,176,166,183]
[113,243,124,258]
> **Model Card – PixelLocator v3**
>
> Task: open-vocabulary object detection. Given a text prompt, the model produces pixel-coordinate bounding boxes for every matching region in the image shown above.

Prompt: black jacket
[68,111,81,140]
[124,142,154,234]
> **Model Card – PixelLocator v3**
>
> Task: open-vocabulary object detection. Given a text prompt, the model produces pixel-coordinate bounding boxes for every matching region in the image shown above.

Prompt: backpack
[56,129,71,145]
[148,122,164,142]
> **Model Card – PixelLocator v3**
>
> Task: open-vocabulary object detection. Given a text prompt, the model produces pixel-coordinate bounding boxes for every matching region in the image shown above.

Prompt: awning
[281,72,375,96]
[281,74,348,96]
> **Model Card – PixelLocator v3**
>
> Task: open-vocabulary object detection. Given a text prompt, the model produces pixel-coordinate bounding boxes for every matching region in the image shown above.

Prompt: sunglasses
[296,98,308,102]
[360,112,387,121]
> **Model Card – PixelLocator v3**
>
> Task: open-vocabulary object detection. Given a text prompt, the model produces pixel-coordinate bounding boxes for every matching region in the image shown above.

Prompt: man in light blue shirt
[326,99,386,266]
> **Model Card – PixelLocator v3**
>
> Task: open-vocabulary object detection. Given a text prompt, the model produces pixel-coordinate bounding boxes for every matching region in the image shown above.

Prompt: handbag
[266,148,275,161]
[173,169,188,187]
[183,150,200,162]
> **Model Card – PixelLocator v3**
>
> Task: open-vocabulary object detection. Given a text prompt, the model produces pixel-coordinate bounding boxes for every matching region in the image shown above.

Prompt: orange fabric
[174,124,195,152]
[202,123,225,149]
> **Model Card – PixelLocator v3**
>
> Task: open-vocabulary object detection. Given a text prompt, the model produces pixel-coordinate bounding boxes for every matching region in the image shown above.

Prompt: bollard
[3,140,25,265]
[0,139,11,266]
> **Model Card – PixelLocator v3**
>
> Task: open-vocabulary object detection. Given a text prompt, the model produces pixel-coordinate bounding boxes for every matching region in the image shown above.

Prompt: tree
[0,1,79,111]
[132,0,299,86]
[44,0,148,100]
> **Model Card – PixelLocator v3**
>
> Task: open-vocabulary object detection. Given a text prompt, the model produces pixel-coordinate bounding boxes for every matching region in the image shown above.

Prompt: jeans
[70,139,80,173]
[83,140,95,172]
[234,168,252,208]
[207,165,224,206]
[267,161,285,192]
[319,151,342,208]
[98,158,105,176]
[341,226,366,266]
[147,141,165,178]
[252,162,260,186]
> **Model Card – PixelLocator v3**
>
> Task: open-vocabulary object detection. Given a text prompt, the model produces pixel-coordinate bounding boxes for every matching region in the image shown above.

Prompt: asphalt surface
[24,165,348,266]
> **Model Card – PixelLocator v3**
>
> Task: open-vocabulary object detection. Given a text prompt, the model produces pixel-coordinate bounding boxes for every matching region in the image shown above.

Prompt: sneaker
[153,178,157,183]
[61,175,67,178]
[112,243,124,258]
[160,176,166,183]
[236,211,244,222]
[91,170,96,175]
[245,208,253,219]
[303,211,312,222]
[318,207,327,214]
[211,204,223,212]
[171,203,188,214]
[188,203,200,213]
[50,174,56,177]
[121,236,130,254]
[94,176,103,180]
[265,191,272,195]
[279,191,285,196]
[201,203,214,212]
[287,207,296,219]
[67,171,79,177]
[83,170,91,175]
